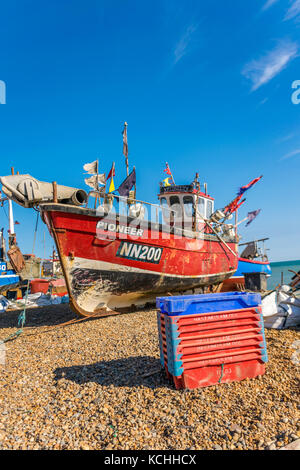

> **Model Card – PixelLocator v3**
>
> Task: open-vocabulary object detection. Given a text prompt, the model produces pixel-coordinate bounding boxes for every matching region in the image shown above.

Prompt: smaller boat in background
[0,259,20,293]
[221,238,271,291]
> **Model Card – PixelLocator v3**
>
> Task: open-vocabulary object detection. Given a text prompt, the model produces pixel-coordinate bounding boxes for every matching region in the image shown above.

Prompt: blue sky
[0,0,299,261]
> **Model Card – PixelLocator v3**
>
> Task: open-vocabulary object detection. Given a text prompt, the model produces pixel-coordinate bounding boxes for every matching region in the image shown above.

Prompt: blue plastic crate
[156,292,261,316]
[156,311,165,368]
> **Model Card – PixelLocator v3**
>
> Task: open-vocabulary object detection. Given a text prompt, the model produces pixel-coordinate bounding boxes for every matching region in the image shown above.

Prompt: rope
[22,313,102,337]
[0,211,39,344]
[196,211,238,259]
[2,310,112,343]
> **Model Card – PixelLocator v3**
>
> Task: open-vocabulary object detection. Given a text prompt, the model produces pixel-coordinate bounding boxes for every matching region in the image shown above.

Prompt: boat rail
[86,191,177,224]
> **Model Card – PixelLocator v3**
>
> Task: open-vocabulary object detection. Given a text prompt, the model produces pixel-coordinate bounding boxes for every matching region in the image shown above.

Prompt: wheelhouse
[158,184,214,228]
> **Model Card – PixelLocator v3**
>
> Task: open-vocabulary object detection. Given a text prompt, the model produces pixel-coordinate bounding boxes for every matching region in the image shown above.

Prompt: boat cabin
[158,184,214,228]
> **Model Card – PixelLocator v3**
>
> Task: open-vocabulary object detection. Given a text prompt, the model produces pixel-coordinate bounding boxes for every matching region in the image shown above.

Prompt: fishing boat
[0,172,239,316]
[0,260,20,293]
[221,238,271,291]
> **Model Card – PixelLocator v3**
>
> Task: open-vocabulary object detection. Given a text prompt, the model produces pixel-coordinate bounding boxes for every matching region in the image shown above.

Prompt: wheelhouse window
[169,196,182,218]
[206,199,213,218]
[160,197,170,222]
[183,195,194,217]
[197,197,205,217]
[160,197,168,209]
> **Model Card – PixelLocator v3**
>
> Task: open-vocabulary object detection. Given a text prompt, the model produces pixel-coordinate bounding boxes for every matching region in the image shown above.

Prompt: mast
[94,159,99,209]
[166,162,176,185]
[8,166,16,248]
[123,122,129,176]
[0,228,5,261]
[8,198,15,248]
[193,173,200,231]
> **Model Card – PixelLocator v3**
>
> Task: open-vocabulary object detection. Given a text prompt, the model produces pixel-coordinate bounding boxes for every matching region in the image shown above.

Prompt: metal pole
[166,162,175,185]
[52,181,58,203]
[8,199,14,235]
[94,159,99,209]
[133,165,136,199]
[123,122,129,177]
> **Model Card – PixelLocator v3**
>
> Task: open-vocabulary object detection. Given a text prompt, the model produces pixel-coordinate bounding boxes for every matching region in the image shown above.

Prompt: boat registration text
[116,242,163,264]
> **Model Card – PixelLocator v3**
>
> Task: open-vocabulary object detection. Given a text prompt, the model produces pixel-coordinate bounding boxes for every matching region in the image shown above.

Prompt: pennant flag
[237,175,263,197]
[246,209,261,226]
[84,174,106,188]
[163,177,171,187]
[107,162,116,193]
[164,162,172,176]
[83,160,98,174]
[234,198,246,212]
[15,221,20,225]
[106,163,115,181]
[109,176,115,193]
[117,168,136,197]
[224,195,243,214]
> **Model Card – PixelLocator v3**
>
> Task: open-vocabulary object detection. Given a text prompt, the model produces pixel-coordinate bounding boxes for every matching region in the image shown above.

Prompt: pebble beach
[0,305,299,450]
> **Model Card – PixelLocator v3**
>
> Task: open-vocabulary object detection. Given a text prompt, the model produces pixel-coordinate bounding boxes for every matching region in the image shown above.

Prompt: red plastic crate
[170,307,262,327]
[172,359,265,389]
[177,337,263,356]
[30,279,49,294]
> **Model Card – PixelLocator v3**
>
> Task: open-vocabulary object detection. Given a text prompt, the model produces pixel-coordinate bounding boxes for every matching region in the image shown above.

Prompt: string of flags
[84,174,106,189]
[164,163,172,176]
[83,122,136,198]
[237,175,263,197]
[163,177,172,187]
[224,197,246,214]
[83,160,106,189]
[224,175,263,215]
[83,161,136,198]
[163,163,175,186]
[83,160,98,174]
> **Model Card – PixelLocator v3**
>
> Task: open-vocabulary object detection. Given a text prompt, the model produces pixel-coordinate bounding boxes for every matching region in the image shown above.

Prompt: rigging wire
[1,200,8,220]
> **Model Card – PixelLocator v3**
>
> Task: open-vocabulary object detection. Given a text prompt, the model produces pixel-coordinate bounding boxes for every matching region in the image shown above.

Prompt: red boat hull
[41,204,238,315]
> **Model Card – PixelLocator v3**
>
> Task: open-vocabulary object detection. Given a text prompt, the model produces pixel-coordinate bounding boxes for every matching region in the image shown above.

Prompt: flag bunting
[237,175,263,197]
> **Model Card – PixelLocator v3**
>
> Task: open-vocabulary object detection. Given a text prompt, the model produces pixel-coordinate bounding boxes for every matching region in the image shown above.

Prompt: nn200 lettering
[117,242,163,264]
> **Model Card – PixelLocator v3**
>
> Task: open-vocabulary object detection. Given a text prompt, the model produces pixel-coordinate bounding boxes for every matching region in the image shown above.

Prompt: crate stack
[156,292,268,389]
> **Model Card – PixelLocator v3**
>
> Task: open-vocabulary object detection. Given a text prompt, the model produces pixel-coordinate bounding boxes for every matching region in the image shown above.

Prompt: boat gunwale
[238,257,270,266]
[39,203,239,245]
